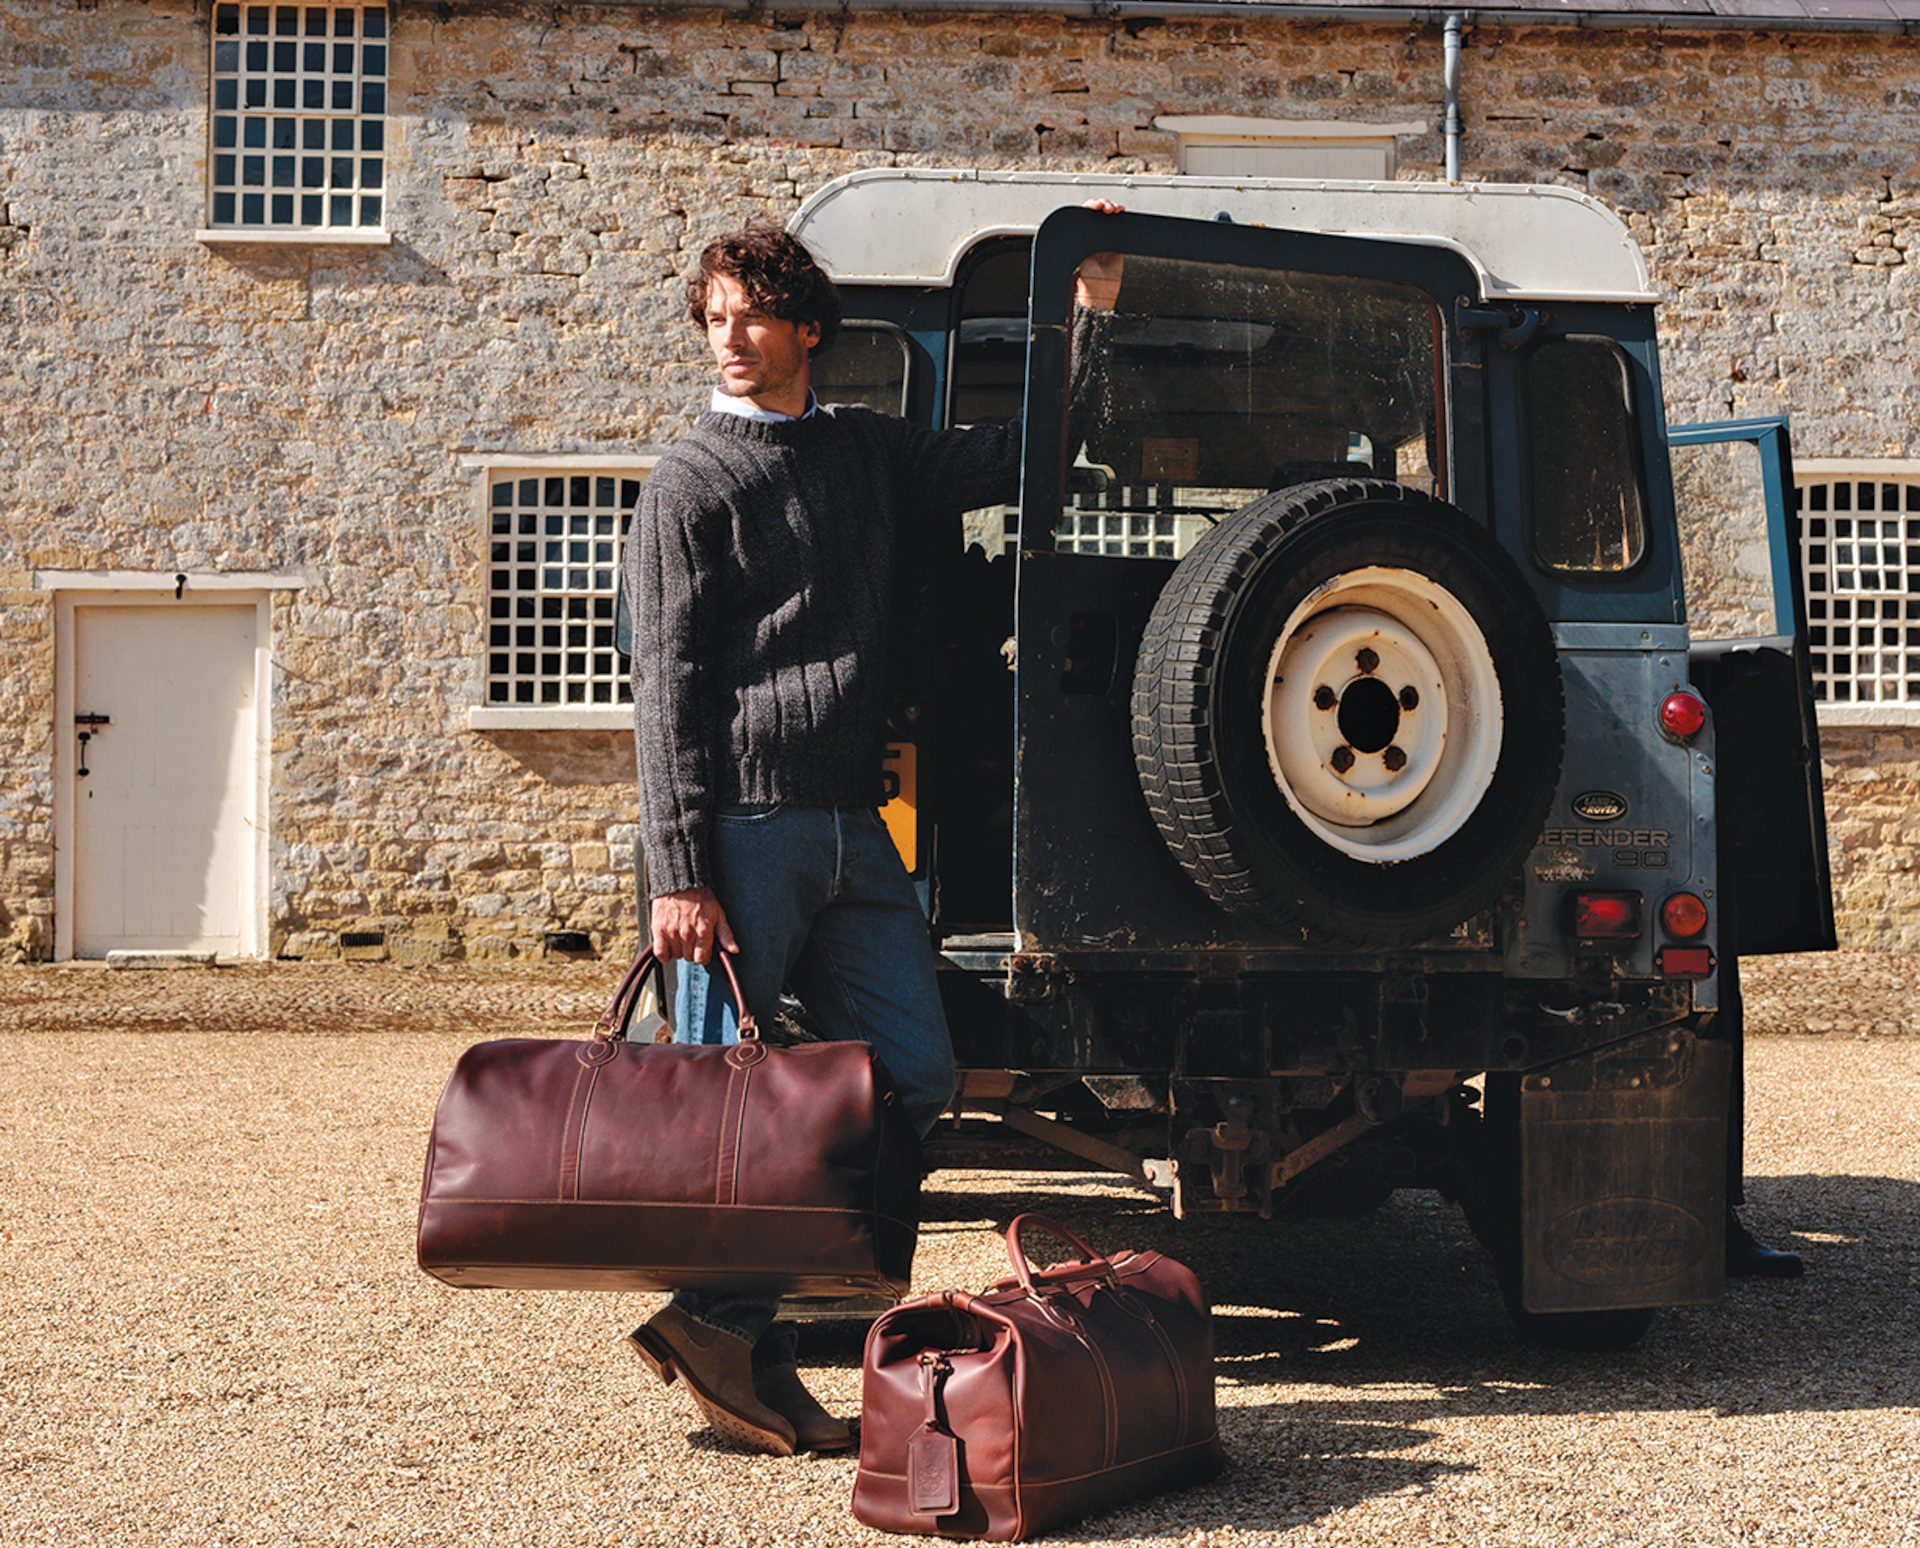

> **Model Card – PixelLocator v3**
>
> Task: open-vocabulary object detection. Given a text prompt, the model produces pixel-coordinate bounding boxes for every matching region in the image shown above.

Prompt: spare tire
[1132,478,1563,946]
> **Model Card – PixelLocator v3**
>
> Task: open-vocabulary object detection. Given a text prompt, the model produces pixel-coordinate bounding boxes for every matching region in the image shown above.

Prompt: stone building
[3,0,1918,963]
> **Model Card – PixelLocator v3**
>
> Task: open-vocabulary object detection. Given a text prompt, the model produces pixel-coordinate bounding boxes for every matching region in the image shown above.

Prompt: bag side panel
[418,1038,921,1295]
[1104,1253,1222,1456]
[422,1040,606,1201]
[579,1040,920,1289]
[993,1268,1227,1539]
[418,1200,913,1296]
[569,1043,741,1203]
[854,1301,1019,1540]
[889,1256,1227,1541]
[728,1043,918,1206]
[993,1434,1228,1540]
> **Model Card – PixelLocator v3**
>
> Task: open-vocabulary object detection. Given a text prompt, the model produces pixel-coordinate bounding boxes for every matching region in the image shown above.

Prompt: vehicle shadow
[791,1169,1913,1538]
[857,1169,1920,1419]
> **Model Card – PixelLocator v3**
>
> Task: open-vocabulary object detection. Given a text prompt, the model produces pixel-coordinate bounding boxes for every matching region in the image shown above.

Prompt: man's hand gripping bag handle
[595,947,757,1044]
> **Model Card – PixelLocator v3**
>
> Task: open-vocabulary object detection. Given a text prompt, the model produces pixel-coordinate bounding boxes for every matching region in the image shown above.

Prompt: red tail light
[1660,892,1709,939]
[1572,891,1643,939]
[1659,690,1709,740]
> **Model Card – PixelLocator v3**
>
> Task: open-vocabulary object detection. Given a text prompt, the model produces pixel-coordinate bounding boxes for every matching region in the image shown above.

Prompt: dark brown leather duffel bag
[416,951,921,1298]
[853,1215,1226,1540]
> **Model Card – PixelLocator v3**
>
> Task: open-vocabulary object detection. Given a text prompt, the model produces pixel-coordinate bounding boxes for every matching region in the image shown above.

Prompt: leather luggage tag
[909,1426,960,1517]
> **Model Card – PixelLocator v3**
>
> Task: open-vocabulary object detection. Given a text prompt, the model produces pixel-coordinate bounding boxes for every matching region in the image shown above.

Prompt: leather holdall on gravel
[415,950,922,1298]
[853,1214,1225,1541]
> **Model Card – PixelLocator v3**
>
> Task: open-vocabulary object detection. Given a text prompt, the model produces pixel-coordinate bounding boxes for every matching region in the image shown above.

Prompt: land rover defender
[789,170,1833,1346]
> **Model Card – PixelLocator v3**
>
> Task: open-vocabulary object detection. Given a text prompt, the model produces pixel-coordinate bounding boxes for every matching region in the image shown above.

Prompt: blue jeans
[660,804,955,1368]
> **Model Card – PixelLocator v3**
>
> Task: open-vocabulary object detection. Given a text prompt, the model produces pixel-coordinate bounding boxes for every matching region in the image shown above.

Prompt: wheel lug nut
[1355,647,1380,674]
[1330,746,1356,774]
[1382,745,1408,772]
[1399,685,1419,711]
[1313,685,1338,711]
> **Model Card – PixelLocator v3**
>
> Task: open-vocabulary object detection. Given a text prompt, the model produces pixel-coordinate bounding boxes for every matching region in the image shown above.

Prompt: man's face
[704,271,820,417]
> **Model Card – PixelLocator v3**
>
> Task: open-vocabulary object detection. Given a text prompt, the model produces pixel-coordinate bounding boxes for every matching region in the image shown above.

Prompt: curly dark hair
[685,224,842,354]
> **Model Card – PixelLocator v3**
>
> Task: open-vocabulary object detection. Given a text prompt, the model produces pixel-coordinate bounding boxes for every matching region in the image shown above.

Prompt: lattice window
[1797,476,1920,706]
[486,474,638,707]
[1056,502,1185,559]
[208,3,387,232]
[1055,483,1271,561]
[962,500,1202,560]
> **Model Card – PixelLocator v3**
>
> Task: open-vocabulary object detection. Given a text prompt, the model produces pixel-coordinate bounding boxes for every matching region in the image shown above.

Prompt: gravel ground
[3,958,1917,1547]
[0,949,1905,1041]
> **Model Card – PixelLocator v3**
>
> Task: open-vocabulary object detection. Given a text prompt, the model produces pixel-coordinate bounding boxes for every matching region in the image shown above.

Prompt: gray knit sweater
[627,403,1022,898]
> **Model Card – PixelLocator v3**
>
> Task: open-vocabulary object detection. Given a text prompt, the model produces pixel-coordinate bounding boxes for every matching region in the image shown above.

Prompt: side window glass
[812,322,909,414]
[1062,254,1445,560]
[952,238,1033,427]
[1669,437,1783,641]
[1525,338,1647,573]
[952,239,1033,558]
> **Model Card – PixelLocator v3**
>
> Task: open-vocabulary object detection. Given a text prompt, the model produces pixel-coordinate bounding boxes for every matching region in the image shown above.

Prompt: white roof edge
[789,169,1658,304]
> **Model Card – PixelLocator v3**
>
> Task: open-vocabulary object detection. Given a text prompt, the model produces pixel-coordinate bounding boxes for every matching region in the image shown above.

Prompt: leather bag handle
[1003,1213,1115,1298]
[596,947,757,1043]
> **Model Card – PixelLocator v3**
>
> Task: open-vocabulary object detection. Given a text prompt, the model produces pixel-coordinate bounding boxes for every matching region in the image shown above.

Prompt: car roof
[790,168,1658,305]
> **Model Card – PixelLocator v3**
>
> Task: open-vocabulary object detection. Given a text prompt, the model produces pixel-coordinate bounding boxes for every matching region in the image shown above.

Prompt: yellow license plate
[881,743,916,871]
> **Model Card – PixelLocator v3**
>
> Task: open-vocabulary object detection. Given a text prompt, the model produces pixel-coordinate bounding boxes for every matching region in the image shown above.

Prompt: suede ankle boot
[626,1304,797,1456]
[755,1362,854,1454]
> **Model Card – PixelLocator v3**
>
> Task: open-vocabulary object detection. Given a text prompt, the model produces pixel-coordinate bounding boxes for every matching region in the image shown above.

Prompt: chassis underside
[917,962,1726,1344]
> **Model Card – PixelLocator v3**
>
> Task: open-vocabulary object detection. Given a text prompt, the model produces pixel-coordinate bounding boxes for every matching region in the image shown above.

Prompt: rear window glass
[1063,254,1447,560]
[1525,338,1647,573]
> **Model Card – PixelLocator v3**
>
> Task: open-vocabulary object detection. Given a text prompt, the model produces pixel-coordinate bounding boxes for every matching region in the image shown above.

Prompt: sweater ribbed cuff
[642,835,709,900]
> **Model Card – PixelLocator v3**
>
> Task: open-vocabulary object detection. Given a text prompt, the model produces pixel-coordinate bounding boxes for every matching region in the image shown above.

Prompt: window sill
[196,228,393,247]
[467,706,630,732]
[1815,704,1920,728]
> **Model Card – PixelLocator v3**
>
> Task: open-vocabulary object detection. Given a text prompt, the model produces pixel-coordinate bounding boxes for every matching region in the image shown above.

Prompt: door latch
[75,713,110,778]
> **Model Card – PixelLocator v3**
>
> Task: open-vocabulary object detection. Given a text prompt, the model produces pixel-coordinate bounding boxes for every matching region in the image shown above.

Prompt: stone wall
[1821,726,1920,951]
[4,1,1919,958]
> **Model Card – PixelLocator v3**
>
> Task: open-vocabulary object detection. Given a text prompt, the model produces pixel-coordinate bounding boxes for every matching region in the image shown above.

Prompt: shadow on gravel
[803,1169,1919,1539]
[899,1172,1920,1414]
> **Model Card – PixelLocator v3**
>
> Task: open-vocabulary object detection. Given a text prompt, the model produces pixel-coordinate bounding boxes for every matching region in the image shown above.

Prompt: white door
[71,603,259,957]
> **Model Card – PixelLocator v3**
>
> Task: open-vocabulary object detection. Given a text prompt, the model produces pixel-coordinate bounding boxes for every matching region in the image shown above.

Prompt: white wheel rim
[1261,566,1504,864]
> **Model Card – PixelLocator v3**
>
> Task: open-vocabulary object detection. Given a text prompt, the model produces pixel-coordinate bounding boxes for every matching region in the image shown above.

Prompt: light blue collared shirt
[708,387,818,423]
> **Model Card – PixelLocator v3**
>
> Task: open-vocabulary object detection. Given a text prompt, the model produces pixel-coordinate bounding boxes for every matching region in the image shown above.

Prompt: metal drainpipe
[1444,12,1464,184]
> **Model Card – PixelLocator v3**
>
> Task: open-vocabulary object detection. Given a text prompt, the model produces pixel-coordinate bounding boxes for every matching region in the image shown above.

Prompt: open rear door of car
[1668,417,1835,955]
[1010,204,1492,951]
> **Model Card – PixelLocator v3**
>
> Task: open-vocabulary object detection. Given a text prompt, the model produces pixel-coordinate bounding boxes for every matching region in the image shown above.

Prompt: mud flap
[1520,1032,1730,1314]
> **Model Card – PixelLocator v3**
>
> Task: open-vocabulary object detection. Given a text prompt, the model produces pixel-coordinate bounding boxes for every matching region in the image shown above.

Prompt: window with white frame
[1055,502,1192,559]
[472,340,907,722]
[1797,471,1920,708]
[1153,116,1428,181]
[208,3,387,233]
[486,472,639,708]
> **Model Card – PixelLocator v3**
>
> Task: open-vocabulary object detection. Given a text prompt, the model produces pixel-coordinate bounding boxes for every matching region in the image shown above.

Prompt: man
[622,212,1122,1456]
